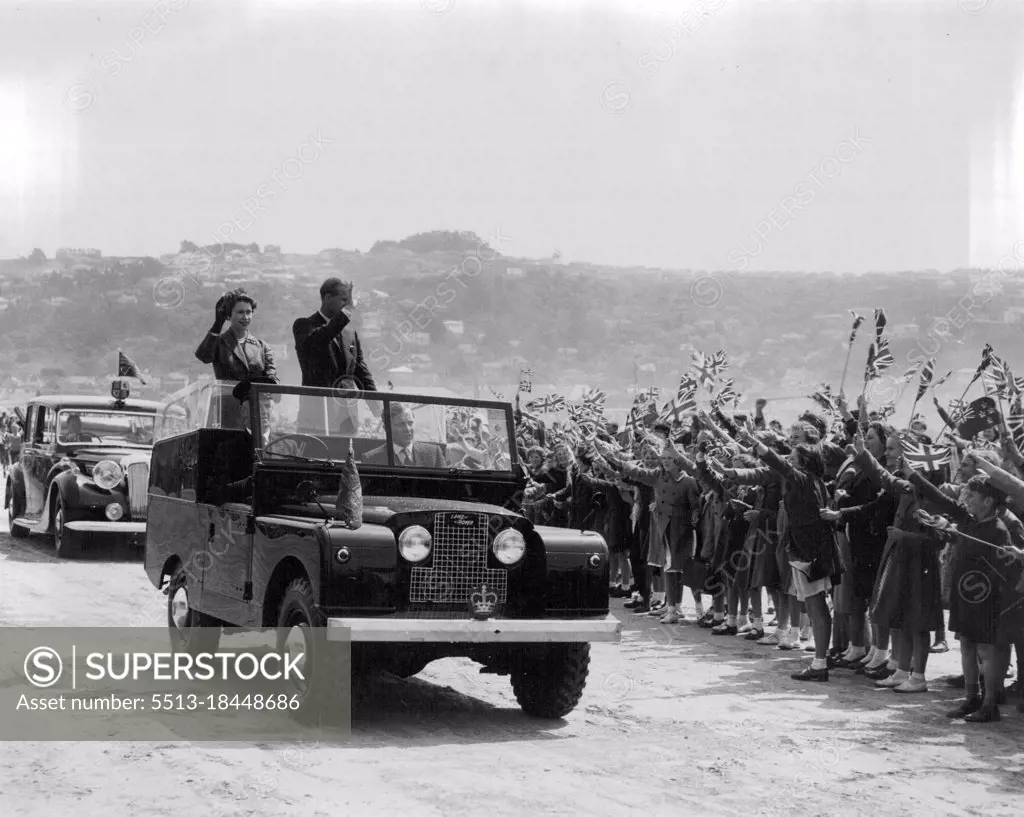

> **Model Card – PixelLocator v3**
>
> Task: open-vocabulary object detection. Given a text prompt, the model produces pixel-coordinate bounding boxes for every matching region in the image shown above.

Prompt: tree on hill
[29,248,46,266]
[369,230,495,257]
[179,240,199,254]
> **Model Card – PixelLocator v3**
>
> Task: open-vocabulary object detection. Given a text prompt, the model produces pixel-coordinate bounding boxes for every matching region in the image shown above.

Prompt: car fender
[42,469,83,529]
[4,464,26,510]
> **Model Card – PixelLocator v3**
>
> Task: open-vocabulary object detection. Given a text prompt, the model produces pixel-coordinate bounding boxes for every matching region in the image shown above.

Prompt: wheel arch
[261,556,314,627]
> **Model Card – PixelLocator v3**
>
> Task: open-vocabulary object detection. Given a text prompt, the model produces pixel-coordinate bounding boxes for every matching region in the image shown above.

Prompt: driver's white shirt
[393,444,414,464]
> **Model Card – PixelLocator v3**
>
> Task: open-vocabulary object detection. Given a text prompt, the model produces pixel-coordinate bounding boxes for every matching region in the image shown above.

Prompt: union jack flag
[848,311,866,345]
[566,402,587,422]
[525,393,565,414]
[901,438,952,472]
[865,338,895,380]
[712,378,737,408]
[982,351,1024,398]
[581,386,607,415]
[712,350,730,373]
[915,358,935,402]
[690,351,719,389]
[660,393,694,425]
[947,399,975,425]
[518,367,534,394]
[873,307,887,344]
[677,374,698,401]
[809,384,838,416]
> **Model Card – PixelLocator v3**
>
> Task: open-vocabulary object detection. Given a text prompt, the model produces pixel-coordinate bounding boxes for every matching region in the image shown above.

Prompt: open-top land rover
[144,378,620,722]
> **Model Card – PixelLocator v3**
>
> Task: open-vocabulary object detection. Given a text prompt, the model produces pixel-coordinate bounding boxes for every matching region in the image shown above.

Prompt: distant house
[442,320,465,335]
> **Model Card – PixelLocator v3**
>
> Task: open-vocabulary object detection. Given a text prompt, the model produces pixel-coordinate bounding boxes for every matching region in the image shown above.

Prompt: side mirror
[14,407,25,426]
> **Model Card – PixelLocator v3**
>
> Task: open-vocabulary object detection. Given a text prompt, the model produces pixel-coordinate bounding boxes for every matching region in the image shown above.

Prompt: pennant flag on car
[118,350,147,384]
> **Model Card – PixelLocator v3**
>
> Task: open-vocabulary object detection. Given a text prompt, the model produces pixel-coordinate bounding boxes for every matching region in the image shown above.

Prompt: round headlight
[398,525,432,563]
[92,460,124,490]
[492,528,526,565]
[105,503,124,521]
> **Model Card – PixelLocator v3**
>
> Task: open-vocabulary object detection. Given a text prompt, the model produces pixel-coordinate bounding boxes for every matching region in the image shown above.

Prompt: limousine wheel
[510,643,590,719]
[167,565,221,656]
[276,577,351,726]
[6,487,29,539]
[52,498,81,559]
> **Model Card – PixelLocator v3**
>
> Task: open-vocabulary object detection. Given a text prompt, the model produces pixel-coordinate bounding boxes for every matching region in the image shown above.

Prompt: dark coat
[362,441,447,469]
[834,461,897,600]
[853,451,943,632]
[293,311,377,391]
[759,448,842,582]
[194,331,278,383]
[620,461,700,572]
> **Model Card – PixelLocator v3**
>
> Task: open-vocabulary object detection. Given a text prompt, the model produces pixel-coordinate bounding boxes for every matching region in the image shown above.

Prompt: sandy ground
[0,474,1022,817]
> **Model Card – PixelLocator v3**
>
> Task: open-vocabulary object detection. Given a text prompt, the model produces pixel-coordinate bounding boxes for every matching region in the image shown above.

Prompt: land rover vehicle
[4,380,158,558]
[144,378,620,721]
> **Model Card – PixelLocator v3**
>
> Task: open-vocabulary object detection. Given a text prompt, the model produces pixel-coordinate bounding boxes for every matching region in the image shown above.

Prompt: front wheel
[6,484,29,538]
[167,564,221,655]
[276,577,351,725]
[52,497,81,559]
[510,643,591,719]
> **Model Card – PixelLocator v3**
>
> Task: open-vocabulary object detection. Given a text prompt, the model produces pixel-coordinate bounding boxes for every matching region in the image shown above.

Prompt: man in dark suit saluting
[293,278,378,434]
[363,403,447,468]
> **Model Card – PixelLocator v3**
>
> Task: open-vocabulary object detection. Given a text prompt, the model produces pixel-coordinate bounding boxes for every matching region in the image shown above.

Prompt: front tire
[167,564,221,655]
[6,484,29,539]
[276,577,351,726]
[510,643,591,719]
[52,497,81,559]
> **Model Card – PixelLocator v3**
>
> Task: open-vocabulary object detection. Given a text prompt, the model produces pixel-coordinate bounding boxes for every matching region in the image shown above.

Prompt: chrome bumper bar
[64,521,147,534]
[326,613,622,643]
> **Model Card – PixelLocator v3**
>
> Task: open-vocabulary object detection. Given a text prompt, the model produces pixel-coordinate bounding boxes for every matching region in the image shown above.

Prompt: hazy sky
[1,0,1022,272]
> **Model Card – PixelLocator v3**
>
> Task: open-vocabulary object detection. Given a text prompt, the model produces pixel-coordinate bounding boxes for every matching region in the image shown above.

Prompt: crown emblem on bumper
[469,583,500,620]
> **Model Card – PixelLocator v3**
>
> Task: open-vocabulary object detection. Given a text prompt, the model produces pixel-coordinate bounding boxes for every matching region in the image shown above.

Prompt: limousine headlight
[398,525,432,563]
[492,528,526,565]
[92,460,124,490]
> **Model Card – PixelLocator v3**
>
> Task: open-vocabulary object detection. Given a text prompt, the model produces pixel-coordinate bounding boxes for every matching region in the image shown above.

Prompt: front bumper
[64,521,147,534]
[326,613,622,643]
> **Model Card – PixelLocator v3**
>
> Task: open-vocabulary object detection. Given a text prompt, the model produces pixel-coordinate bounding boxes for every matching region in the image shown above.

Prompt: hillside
[1,234,1021,425]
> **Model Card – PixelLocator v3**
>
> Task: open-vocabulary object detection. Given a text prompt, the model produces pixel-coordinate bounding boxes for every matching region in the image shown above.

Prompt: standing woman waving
[195,288,279,384]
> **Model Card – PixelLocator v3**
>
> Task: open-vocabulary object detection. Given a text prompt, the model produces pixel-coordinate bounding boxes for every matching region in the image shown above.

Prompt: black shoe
[963,706,1001,723]
[623,598,645,610]
[930,640,949,654]
[743,628,765,641]
[864,665,895,681]
[946,697,983,719]
[791,666,829,682]
[712,624,738,635]
[944,674,966,689]
[697,613,716,628]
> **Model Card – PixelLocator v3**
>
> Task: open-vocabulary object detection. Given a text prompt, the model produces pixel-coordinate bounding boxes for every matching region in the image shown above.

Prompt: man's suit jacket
[362,441,447,468]
[292,311,377,391]
[195,331,278,383]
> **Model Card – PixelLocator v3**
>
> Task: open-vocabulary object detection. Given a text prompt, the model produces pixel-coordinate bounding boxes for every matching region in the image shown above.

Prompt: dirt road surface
[1,475,1021,817]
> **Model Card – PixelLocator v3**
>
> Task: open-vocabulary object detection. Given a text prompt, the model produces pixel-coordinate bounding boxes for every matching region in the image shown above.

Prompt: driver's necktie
[401,448,411,466]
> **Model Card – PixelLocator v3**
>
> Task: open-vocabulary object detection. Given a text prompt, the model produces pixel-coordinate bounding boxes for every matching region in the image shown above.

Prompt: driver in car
[62,414,88,443]
[363,403,446,468]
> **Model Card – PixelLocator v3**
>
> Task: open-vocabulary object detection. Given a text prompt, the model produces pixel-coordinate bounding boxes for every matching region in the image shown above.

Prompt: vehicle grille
[409,512,508,606]
[125,461,150,520]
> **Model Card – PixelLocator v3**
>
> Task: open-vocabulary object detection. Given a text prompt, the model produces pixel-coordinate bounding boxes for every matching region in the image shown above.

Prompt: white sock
[752,617,764,628]
[885,659,897,671]
[811,658,828,670]
[910,672,926,682]
[727,615,737,627]
[863,647,877,663]
[847,646,866,659]
[695,602,705,617]
[891,668,909,680]
[867,649,889,667]
[789,626,800,639]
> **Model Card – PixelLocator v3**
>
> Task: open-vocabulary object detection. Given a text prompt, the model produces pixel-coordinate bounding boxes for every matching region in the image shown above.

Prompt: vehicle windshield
[255,389,514,471]
[58,410,155,445]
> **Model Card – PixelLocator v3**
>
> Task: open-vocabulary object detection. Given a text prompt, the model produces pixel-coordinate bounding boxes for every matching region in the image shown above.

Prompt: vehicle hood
[359,495,522,526]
